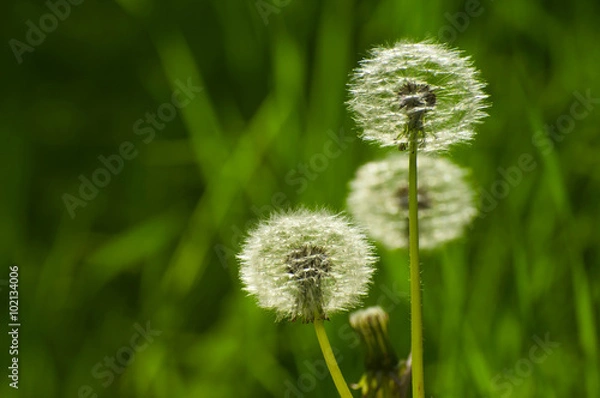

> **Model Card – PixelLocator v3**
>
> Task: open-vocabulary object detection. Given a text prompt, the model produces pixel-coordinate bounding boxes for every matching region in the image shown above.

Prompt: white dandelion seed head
[347,40,489,152]
[347,154,477,250]
[238,208,378,323]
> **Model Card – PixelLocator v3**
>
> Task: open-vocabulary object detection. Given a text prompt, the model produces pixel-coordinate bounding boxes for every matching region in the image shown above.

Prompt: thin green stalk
[408,129,425,398]
[314,319,353,398]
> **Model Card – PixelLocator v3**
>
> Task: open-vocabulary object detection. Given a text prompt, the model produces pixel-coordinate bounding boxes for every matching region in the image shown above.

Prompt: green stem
[314,319,353,398]
[408,129,425,398]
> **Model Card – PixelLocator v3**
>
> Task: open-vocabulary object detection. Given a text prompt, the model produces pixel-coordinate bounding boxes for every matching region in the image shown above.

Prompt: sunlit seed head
[347,153,477,250]
[347,40,489,152]
[238,208,378,323]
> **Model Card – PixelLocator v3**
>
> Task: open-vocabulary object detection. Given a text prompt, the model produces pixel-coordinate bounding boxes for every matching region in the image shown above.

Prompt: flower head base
[347,154,477,250]
[347,40,488,152]
[238,209,377,323]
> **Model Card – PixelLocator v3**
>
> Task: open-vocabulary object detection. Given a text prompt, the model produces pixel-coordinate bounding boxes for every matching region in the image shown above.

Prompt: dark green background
[1,0,599,397]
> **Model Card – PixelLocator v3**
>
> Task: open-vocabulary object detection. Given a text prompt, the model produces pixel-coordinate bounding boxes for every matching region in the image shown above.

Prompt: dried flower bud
[350,306,411,397]
[238,209,377,322]
[350,307,398,370]
[347,40,488,152]
[347,154,477,250]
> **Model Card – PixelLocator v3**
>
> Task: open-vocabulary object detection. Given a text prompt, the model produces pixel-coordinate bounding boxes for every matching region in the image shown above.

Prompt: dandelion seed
[347,153,477,250]
[347,40,488,151]
[238,208,377,323]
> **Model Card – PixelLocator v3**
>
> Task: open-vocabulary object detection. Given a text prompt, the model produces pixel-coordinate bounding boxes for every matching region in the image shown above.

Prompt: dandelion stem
[314,319,353,398]
[408,128,425,398]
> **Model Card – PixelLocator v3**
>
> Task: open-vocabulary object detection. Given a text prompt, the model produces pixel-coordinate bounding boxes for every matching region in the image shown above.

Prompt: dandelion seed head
[347,40,489,152]
[238,208,377,322]
[347,154,477,250]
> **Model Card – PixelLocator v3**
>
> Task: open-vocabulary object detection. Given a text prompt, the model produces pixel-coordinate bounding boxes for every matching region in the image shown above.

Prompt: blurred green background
[1,0,599,397]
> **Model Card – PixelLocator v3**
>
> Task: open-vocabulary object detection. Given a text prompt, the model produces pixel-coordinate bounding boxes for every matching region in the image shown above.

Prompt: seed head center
[398,82,436,112]
[286,245,331,282]
[396,186,432,210]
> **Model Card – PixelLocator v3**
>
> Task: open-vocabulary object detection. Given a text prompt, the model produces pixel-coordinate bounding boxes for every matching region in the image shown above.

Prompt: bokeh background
[1,0,599,397]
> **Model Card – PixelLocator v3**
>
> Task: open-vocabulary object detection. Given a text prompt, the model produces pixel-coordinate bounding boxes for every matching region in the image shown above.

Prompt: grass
[1,0,599,397]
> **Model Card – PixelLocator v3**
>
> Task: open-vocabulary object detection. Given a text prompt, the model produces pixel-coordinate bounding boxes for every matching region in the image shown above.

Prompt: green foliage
[1,0,599,397]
